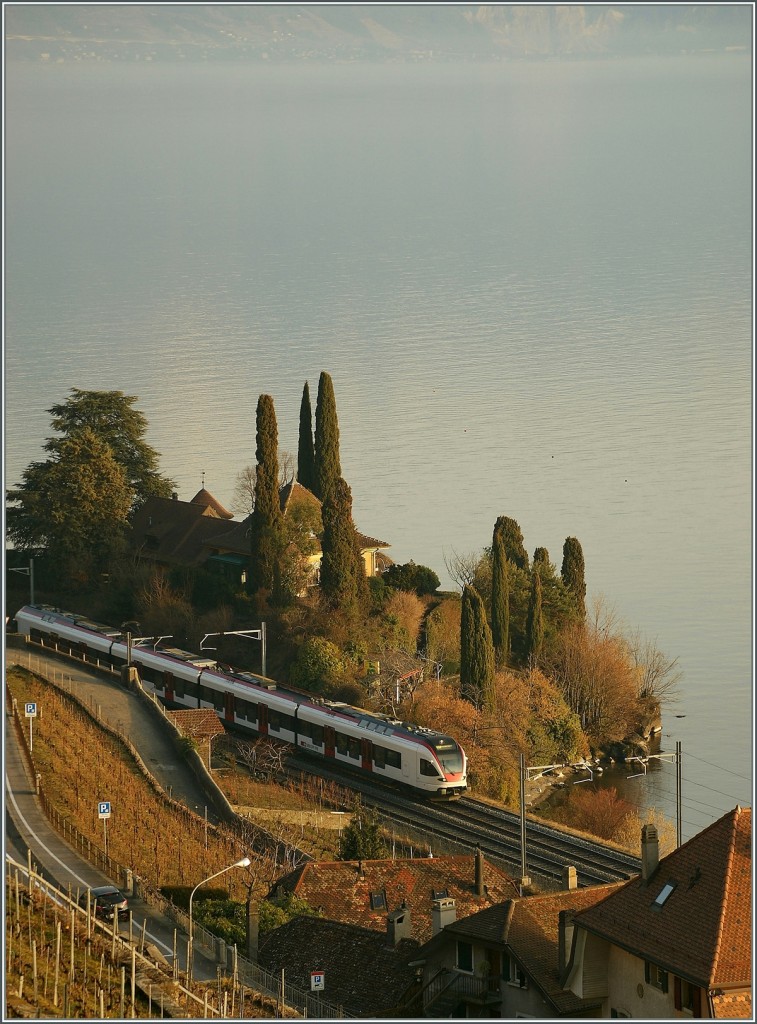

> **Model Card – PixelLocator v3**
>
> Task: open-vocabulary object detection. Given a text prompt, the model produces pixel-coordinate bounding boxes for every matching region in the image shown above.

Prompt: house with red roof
[268,848,519,945]
[408,866,625,1018]
[564,807,752,1019]
[130,481,390,588]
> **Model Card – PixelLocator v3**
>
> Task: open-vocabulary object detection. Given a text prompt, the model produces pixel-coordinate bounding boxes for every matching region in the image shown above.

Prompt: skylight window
[370,891,387,911]
[653,881,676,907]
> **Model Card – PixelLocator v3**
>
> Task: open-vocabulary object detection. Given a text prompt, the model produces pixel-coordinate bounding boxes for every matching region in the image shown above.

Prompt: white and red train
[13,605,467,798]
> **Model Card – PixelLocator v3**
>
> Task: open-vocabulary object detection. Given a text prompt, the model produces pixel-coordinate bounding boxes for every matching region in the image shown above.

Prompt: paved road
[4,647,225,981]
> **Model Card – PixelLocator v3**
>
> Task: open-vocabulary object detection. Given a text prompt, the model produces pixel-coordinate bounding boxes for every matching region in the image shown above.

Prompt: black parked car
[78,885,129,921]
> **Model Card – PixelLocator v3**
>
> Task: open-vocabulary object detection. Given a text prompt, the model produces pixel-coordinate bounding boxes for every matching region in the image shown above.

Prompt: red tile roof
[188,488,234,519]
[271,854,520,944]
[168,709,225,738]
[710,990,753,1018]
[574,807,752,988]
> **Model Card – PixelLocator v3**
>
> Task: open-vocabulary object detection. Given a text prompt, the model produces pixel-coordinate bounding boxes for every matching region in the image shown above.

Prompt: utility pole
[676,741,682,848]
[519,753,530,890]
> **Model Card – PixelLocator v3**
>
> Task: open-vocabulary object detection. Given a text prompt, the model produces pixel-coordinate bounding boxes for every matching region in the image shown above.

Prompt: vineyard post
[131,947,136,1014]
[69,908,75,980]
[53,919,61,1007]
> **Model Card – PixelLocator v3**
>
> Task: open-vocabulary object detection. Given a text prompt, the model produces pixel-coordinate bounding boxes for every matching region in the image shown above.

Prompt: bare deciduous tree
[236,738,288,782]
[231,451,295,518]
[625,630,682,705]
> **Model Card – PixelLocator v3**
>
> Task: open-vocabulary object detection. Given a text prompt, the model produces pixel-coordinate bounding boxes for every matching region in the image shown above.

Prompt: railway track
[283,752,641,888]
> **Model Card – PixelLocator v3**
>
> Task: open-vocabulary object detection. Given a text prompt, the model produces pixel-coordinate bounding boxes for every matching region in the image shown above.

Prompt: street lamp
[187,856,251,982]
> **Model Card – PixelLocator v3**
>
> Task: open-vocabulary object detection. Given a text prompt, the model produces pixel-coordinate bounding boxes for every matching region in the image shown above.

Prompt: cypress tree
[533,547,550,569]
[525,568,544,666]
[460,584,495,710]
[561,536,587,619]
[320,476,367,612]
[297,381,316,493]
[314,371,341,502]
[490,523,510,668]
[249,394,283,592]
[494,515,529,571]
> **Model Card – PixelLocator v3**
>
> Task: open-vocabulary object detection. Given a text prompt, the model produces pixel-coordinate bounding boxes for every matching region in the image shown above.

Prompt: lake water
[4,56,752,841]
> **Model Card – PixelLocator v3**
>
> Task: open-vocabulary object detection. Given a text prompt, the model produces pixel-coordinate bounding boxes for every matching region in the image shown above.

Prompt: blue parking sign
[98,801,111,818]
[25,702,37,717]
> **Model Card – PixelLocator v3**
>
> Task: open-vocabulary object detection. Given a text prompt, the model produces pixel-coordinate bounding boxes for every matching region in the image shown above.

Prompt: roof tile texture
[574,807,752,987]
[272,854,520,944]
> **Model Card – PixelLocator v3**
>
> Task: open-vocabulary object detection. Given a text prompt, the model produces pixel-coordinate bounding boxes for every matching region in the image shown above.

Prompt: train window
[385,749,401,770]
[430,739,463,773]
[185,678,200,701]
[373,744,386,768]
[300,721,324,745]
[237,699,257,723]
[336,732,349,755]
[280,714,296,734]
[420,759,440,777]
[154,673,165,692]
[269,710,281,731]
[174,676,185,698]
[348,737,360,760]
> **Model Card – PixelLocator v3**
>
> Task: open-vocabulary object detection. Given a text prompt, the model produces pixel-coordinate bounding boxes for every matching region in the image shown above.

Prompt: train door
[361,738,373,772]
[164,671,174,702]
[258,703,268,737]
[324,726,335,758]
[224,691,235,723]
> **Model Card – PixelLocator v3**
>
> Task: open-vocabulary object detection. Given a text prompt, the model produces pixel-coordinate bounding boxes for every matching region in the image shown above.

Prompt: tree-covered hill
[4,4,751,63]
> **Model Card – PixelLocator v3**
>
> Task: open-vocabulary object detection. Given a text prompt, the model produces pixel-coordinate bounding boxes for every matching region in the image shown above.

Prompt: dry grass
[6,666,315,906]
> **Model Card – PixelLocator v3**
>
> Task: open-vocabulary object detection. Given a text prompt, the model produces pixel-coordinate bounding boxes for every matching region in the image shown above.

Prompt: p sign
[25,702,37,718]
[98,801,112,819]
[311,972,325,992]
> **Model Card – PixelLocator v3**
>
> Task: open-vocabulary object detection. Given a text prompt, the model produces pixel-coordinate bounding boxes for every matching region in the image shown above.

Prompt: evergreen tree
[337,800,388,860]
[561,536,587,619]
[313,371,341,502]
[7,426,132,579]
[297,380,316,493]
[46,388,174,506]
[490,523,510,668]
[319,476,367,612]
[494,515,529,571]
[6,390,171,577]
[533,547,550,568]
[525,567,544,666]
[248,394,283,592]
[460,584,495,709]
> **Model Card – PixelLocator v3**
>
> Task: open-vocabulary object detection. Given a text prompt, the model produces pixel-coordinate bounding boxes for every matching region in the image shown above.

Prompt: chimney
[641,824,659,881]
[432,897,456,935]
[474,846,484,896]
[562,865,578,891]
[558,910,575,971]
[358,860,365,880]
[172,491,178,500]
[386,903,412,946]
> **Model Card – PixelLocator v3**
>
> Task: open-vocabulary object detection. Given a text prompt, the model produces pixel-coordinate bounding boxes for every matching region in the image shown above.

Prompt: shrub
[289,636,345,692]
